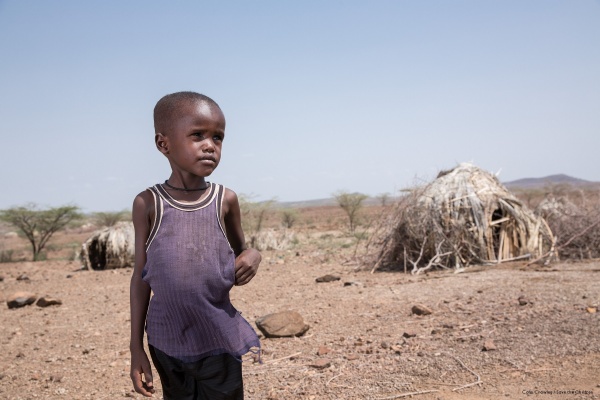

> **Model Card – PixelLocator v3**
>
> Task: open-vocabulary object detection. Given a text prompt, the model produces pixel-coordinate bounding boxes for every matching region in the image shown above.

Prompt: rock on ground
[255,310,309,338]
[6,292,37,309]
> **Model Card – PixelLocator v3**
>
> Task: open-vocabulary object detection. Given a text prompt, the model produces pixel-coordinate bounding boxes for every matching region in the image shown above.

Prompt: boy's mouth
[199,156,217,164]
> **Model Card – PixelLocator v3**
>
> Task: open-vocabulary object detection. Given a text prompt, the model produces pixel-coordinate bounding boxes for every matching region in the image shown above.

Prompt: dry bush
[239,195,276,248]
[365,187,473,274]
[535,186,600,260]
[333,191,368,233]
[251,228,296,251]
[280,209,298,228]
[92,211,130,227]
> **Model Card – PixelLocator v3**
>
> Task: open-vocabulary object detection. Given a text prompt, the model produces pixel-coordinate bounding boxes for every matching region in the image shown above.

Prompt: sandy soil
[1,251,599,400]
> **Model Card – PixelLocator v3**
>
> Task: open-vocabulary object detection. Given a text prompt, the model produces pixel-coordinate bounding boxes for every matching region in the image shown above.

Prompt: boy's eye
[213,135,223,142]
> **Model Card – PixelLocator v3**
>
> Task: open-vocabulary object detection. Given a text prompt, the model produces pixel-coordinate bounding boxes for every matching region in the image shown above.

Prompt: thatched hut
[372,163,554,273]
[81,221,134,270]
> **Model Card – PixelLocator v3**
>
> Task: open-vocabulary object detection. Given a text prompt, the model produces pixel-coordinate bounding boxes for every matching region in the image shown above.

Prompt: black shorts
[149,346,244,400]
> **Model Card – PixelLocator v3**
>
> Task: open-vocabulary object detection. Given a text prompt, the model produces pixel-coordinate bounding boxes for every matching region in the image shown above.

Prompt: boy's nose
[202,139,215,152]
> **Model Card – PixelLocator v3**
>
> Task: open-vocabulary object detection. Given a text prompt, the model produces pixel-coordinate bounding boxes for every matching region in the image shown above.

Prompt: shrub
[280,209,298,228]
[333,191,368,233]
[0,249,14,263]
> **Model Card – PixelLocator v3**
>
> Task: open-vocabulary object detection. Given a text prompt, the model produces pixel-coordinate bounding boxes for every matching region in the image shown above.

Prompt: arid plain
[1,205,599,400]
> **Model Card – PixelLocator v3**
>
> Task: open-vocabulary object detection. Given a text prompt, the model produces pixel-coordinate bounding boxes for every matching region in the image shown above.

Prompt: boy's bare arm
[223,188,261,286]
[129,191,155,397]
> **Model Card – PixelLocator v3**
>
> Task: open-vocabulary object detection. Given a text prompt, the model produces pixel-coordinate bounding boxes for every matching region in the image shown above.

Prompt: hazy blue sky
[1,1,599,212]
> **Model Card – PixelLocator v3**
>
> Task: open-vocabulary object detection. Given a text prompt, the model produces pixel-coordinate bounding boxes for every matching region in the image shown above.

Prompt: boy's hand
[235,248,261,286]
[130,348,155,397]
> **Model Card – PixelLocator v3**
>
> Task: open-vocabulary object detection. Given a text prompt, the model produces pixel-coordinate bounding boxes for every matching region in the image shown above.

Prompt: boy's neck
[163,176,211,202]
[163,179,209,192]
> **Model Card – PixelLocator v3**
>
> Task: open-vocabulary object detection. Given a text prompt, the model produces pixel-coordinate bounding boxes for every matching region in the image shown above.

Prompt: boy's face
[157,100,226,178]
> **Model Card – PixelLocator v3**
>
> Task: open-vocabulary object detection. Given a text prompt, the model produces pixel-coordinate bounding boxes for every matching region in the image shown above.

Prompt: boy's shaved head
[154,91,221,134]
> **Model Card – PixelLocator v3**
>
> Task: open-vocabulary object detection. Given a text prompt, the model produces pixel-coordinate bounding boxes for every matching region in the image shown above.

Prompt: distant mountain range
[276,174,599,208]
[503,174,598,189]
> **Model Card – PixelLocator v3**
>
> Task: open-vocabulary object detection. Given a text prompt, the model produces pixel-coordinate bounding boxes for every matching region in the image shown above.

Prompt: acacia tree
[334,191,368,233]
[0,204,82,261]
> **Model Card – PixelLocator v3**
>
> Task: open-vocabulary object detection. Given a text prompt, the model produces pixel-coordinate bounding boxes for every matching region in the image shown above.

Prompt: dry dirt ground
[1,255,599,400]
[0,205,599,400]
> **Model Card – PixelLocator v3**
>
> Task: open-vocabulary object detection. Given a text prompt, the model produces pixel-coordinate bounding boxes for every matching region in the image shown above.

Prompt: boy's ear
[155,133,169,155]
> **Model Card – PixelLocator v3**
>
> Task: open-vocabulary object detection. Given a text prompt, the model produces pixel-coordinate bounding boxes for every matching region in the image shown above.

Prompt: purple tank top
[142,182,260,361]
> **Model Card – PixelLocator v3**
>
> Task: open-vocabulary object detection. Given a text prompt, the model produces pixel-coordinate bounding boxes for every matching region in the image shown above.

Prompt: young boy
[130,92,261,399]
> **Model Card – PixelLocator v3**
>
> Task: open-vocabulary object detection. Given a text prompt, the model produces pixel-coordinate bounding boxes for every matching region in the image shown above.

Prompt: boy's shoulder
[132,188,155,216]
[220,185,239,200]
[209,182,235,198]
[134,188,155,203]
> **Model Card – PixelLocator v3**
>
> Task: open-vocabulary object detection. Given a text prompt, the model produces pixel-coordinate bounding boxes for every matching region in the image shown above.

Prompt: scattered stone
[411,304,433,316]
[417,351,425,357]
[49,375,63,383]
[16,274,30,281]
[317,346,331,356]
[431,329,441,335]
[7,292,37,309]
[403,331,417,338]
[586,307,597,313]
[66,274,73,279]
[16,352,25,358]
[518,296,529,306]
[315,274,340,283]
[344,281,365,293]
[0,275,4,282]
[482,340,497,351]
[36,297,63,307]
[255,311,309,338]
[310,359,331,369]
[380,341,389,349]
[345,354,359,361]
[390,345,402,354]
